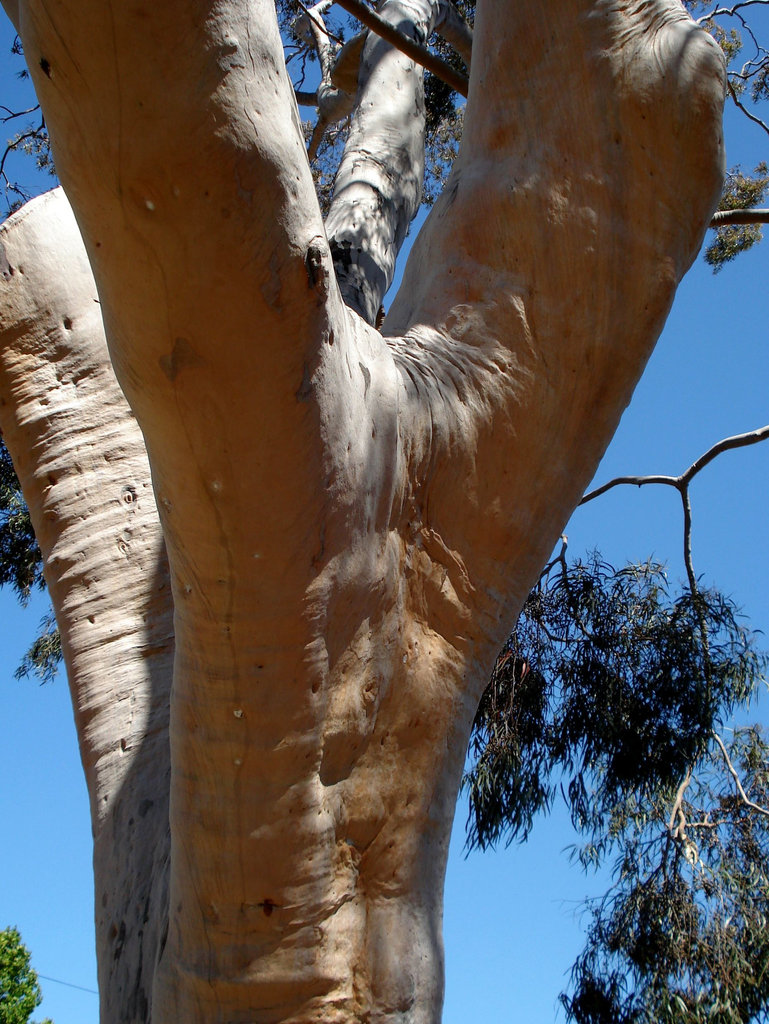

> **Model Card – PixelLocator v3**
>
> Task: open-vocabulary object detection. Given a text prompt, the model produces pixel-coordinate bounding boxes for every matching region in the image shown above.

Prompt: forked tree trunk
[0,0,724,1020]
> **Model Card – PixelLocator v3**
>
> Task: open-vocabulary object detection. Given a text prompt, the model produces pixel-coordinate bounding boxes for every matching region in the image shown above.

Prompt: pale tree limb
[0,189,173,1024]
[711,207,769,224]
[712,731,769,818]
[581,425,769,506]
[668,769,693,839]
[294,0,355,159]
[334,0,469,95]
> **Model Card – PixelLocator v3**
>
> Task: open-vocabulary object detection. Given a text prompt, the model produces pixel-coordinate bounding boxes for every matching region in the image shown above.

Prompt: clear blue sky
[1,9,768,1023]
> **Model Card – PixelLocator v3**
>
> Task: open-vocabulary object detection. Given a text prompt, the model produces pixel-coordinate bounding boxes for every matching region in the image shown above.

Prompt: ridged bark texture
[0,0,725,1021]
[0,191,173,1024]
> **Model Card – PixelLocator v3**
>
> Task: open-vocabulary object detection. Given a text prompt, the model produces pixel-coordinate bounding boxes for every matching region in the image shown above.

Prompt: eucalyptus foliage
[0,439,42,602]
[465,553,769,1021]
[563,725,769,1024]
[0,439,59,682]
[465,554,764,853]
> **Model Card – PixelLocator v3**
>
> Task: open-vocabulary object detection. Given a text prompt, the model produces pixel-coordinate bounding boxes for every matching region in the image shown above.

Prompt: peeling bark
[0,0,725,1021]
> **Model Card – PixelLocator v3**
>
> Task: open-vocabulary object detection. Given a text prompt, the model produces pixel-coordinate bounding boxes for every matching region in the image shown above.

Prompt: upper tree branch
[579,424,769,505]
[434,0,473,66]
[333,0,469,95]
[712,731,769,819]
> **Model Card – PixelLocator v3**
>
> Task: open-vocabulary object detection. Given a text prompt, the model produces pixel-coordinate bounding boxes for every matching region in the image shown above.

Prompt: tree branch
[668,770,693,838]
[580,424,769,505]
[333,0,469,96]
[711,208,769,225]
[727,79,769,136]
[712,731,769,818]
[579,474,679,504]
[680,422,769,480]
[700,0,769,20]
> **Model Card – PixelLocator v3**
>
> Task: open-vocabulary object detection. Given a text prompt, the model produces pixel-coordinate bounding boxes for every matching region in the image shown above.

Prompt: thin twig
[0,104,39,122]
[727,80,769,137]
[700,0,769,19]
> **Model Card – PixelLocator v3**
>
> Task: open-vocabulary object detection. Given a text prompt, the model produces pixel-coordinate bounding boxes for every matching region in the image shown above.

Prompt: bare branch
[712,731,769,818]
[699,0,769,19]
[581,424,769,506]
[333,0,469,96]
[0,104,40,122]
[579,474,679,505]
[668,770,693,838]
[294,0,345,45]
[681,423,769,481]
[727,80,769,136]
[680,487,698,596]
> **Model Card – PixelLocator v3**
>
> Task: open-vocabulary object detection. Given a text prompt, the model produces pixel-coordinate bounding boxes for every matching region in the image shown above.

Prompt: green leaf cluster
[0,439,61,683]
[0,440,43,603]
[464,555,764,853]
[563,725,769,1024]
[0,927,52,1024]
[465,553,769,1021]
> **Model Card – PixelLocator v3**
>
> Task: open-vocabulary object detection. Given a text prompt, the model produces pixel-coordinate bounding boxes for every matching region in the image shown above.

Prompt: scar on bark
[305,240,329,300]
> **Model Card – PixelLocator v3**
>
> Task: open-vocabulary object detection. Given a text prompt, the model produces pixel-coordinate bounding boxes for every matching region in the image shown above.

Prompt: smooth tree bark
[0,0,725,1021]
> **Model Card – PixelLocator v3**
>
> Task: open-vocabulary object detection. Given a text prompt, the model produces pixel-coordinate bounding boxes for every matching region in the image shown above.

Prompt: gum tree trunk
[0,0,724,1021]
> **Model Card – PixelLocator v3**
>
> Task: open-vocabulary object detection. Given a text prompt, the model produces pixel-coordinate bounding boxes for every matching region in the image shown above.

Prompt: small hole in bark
[39,57,51,77]
[62,316,73,330]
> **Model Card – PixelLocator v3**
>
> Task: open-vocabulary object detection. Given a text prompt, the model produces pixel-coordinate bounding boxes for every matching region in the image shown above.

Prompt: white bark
[0,0,725,1021]
[324,0,442,322]
[0,190,173,1023]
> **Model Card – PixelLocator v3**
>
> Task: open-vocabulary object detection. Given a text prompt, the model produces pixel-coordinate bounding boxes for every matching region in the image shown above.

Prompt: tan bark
[0,0,725,1021]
